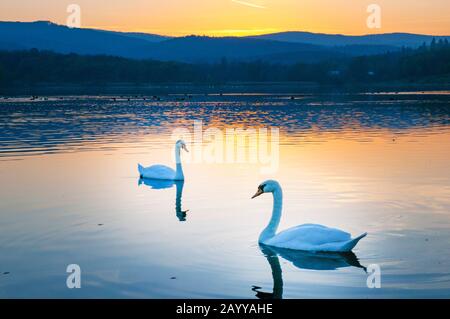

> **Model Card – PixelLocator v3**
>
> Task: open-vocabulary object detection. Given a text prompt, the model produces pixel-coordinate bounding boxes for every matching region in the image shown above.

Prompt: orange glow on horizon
[1,0,449,37]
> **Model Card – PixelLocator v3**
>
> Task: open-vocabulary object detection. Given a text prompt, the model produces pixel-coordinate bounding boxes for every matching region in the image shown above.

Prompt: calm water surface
[0,93,449,298]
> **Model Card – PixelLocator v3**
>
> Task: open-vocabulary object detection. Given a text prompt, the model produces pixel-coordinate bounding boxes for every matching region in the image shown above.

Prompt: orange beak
[251,188,264,199]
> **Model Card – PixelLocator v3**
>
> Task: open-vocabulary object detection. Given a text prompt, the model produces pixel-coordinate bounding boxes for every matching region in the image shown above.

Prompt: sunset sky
[1,0,449,36]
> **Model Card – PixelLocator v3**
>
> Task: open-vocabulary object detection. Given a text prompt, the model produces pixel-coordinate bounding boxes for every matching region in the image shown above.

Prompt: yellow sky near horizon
[0,0,449,36]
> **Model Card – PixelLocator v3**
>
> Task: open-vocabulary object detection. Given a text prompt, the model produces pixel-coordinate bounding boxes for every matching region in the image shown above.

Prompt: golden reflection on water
[2,123,448,224]
[0,97,449,298]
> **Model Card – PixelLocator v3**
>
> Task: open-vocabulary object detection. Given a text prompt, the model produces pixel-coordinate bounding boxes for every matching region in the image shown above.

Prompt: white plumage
[138,140,188,181]
[138,164,177,180]
[252,180,367,252]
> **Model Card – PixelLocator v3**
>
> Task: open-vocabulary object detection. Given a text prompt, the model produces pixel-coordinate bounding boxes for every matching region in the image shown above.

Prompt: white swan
[138,140,188,180]
[252,180,367,252]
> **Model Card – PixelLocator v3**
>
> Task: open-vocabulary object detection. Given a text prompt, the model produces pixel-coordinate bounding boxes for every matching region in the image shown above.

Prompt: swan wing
[138,164,176,180]
[272,224,351,245]
[265,224,363,252]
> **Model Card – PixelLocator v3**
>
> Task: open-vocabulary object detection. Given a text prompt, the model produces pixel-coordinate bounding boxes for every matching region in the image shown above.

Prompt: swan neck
[259,186,283,243]
[175,144,182,164]
[174,144,184,180]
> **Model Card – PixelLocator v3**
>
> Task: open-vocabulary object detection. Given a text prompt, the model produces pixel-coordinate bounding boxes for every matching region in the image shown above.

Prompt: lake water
[0,93,449,298]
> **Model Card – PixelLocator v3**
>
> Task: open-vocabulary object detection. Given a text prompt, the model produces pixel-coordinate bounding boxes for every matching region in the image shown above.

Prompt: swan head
[176,140,189,152]
[252,180,281,199]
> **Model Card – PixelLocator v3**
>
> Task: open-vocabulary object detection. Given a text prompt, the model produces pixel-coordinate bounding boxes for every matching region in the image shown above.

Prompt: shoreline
[1,81,450,96]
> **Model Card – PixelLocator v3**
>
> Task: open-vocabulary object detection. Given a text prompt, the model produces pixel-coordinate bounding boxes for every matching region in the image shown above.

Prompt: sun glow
[0,0,449,36]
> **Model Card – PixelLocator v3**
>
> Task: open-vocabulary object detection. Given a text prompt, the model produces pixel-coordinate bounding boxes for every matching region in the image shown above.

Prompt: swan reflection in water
[252,245,366,299]
[138,178,188,221]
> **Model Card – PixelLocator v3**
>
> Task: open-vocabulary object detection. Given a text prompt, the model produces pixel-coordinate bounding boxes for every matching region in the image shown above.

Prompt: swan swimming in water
[138,140,188,180]
[252,180,367,252]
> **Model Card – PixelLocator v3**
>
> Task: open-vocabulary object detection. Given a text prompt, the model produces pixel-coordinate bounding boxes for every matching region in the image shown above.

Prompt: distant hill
[1,41,449,88]
[144,35,345,63]
[1,21,448,64]
[0,21,342,63]
[108,31,172,43]
[0,21,159,59]
[249,31,450,48]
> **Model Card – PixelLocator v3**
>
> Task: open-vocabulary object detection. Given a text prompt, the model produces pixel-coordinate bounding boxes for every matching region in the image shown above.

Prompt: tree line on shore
[0,39,449,86]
